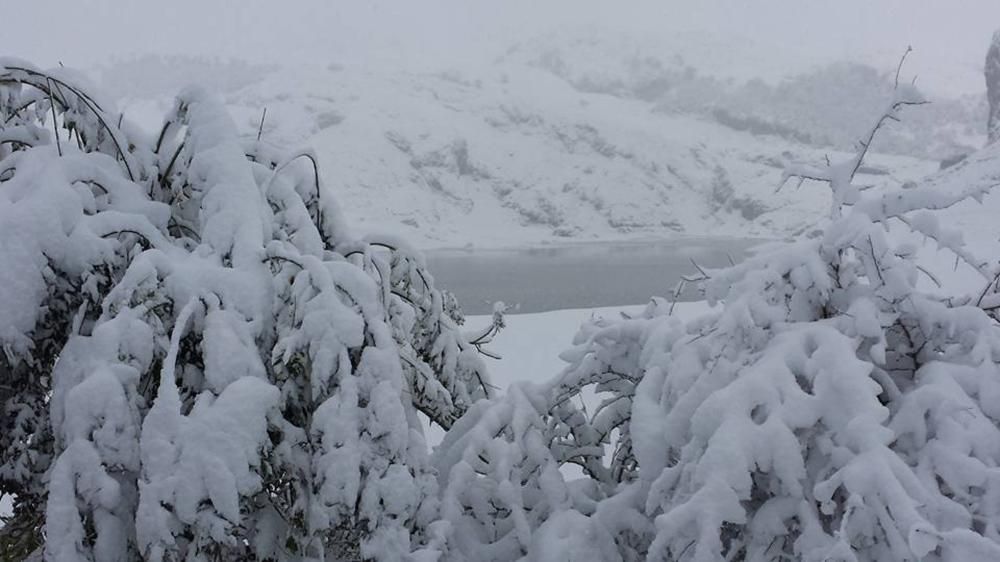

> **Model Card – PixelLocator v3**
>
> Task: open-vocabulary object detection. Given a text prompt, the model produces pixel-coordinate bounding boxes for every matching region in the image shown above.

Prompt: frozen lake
[426,238,763,315]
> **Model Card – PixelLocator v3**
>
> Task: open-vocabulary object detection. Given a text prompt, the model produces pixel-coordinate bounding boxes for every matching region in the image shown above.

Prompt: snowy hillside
[100,51,954,250]
[506,34,986,159]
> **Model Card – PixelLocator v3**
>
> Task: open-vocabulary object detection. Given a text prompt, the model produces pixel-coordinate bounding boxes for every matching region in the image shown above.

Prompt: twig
[668,279,685,316]
[867,236,885,286]
[267,151,324,237]
[976,268,1000,306]
[153,119,173,154]
[45,78,62,157]
[5,66,136,179]
[257,107,268,141]
[161,142,185,185]
[894,46,913,88]
[915,264,942,289]
[689,257,709,278]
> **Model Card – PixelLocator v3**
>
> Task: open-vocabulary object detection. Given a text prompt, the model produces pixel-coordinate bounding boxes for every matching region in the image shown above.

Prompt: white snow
[0,494,10,521]
[422,301,710,450]
[464,302,709,389]
[7,17,1000,559]
[103,57,944,251]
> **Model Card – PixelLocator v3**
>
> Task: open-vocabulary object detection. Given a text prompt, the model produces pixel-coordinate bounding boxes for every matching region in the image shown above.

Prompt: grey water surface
[425,238,764,315]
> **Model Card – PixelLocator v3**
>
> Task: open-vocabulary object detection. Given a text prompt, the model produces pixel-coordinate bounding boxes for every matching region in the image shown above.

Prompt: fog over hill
[85,46,961,249]
[9,1,1000,93]
[8,2,1000,248]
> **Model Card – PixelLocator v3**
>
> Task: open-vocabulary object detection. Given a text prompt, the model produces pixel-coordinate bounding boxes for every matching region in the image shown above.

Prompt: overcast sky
[7,1,1000,96]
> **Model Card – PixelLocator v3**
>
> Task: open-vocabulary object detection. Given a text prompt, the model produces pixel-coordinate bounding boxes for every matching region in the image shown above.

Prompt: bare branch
[45,78,61,157]
[894,45,913,88]
[256,107,267,142]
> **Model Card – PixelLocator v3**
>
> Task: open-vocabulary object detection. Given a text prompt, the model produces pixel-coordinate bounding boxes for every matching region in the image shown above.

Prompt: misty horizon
[7,0,1000,96]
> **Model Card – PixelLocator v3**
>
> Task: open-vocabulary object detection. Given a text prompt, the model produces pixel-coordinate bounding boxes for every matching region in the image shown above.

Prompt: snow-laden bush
[566,79,1000,561]
[0,59,493,561]
[435,63,1000,561]
[433,382,575,561]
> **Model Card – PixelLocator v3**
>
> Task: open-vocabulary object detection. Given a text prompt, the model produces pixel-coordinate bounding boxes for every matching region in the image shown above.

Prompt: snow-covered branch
[0,60,494,561]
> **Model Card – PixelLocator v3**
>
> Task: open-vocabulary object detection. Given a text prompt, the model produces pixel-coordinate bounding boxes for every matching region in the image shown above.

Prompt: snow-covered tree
[432,382,582,561]
[0,59,492,561]
[543,68,1000,561]
[429,302,670,561]
[7,45,1000,562]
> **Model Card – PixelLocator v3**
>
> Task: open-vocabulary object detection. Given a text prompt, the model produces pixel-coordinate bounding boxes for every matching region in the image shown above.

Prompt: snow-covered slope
[103,52,962,250]
[504,34,986,159]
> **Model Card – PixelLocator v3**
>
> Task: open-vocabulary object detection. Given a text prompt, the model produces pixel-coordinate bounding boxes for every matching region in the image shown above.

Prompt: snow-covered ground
[421,300,710,448]
[470,300,710,382]
[99,53,951,251]
[466,303,651,387]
